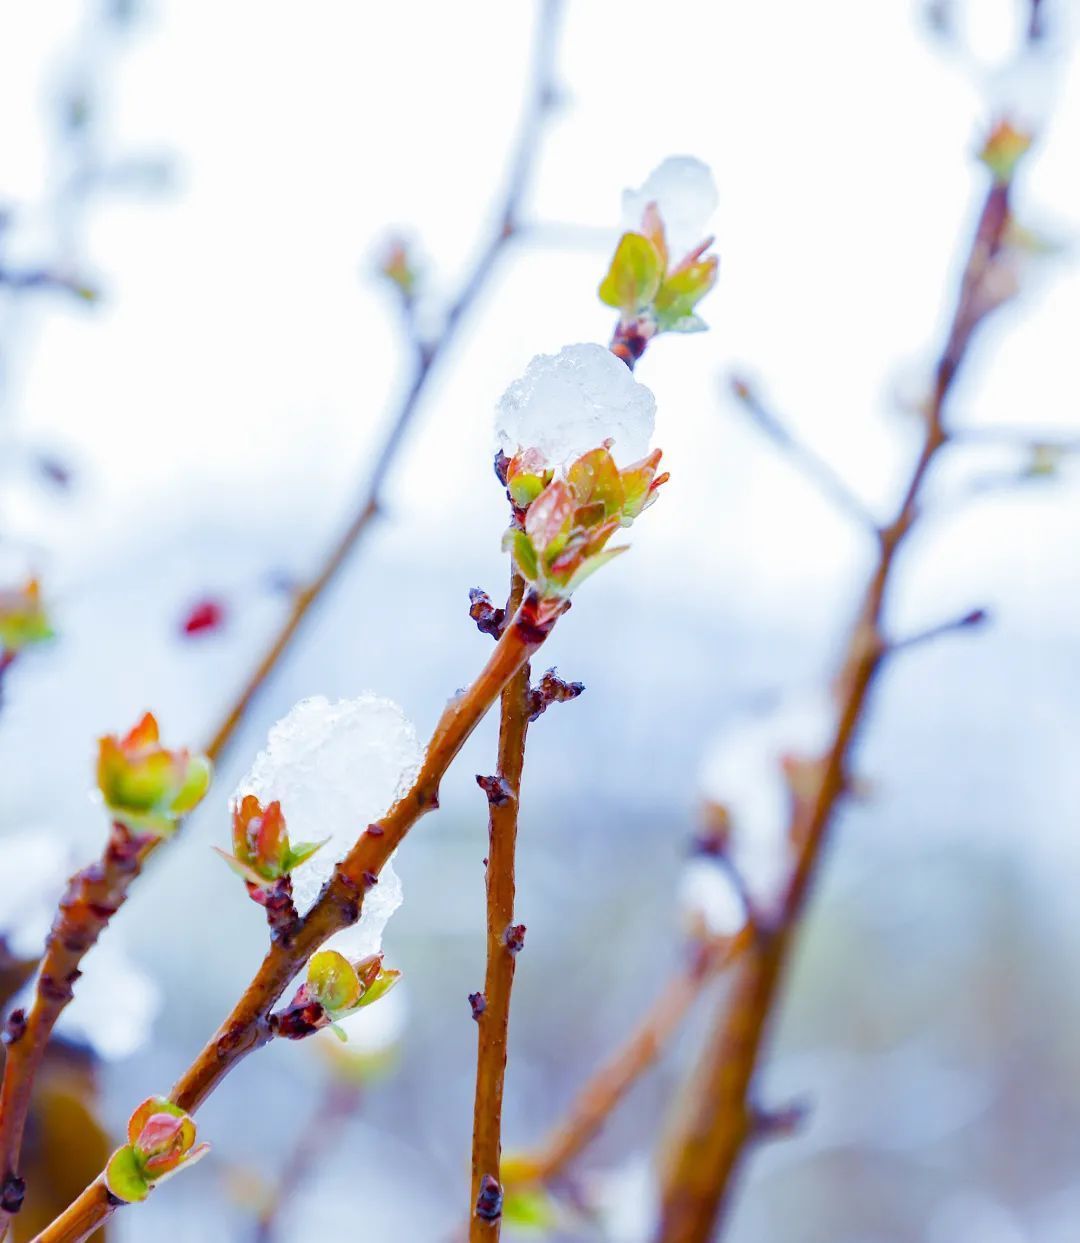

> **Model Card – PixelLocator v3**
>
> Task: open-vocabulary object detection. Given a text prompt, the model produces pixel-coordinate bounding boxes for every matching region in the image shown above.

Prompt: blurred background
[1,1,1079,1239]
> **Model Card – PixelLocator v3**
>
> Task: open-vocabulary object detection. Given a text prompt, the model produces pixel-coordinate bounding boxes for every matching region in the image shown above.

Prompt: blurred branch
[0,824,152,1235]
[655,107,1032,1243]
[521,934,745,1189]
[202,0,566,768]
[887,606,989,656]
[469,570,531,1240]
[728,376,879,534]
[34,594,564,1241]
[252,1080,362,1243]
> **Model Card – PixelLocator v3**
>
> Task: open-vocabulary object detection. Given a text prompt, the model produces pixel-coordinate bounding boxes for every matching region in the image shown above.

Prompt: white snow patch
[57,936,163,1061]
[679,857,746,938]
[621,155,718,264]
[235,694,421,956]
[495,343,656,469]
[0,829,69,958]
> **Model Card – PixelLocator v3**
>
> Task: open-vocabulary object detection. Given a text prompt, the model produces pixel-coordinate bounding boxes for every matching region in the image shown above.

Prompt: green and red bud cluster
[105,1098,209,1204]
[96,713,212,837]
[503,443,668,605]
[600,200,718,339]
[978,119,1033,184]
[378,236,419,304]
[214,794,324,897]
[0,578,52,656]
[276,949,401,1041]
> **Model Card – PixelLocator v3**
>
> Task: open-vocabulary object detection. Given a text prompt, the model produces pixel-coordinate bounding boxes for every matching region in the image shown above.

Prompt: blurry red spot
[181,599,226,637]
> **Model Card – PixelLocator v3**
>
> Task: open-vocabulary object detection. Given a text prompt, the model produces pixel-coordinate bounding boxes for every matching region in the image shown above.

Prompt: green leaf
[563,545,628,593]
[654,255,718,330]
[505,529,540,584]
[598,232,663,313]
[105,1146,150,1203]
[172,754,213,815]
[285,838,327,872]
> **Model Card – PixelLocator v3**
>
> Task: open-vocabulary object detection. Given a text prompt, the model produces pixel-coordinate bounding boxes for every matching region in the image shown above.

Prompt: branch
[886,606,988,656]
[654,147,1020,1243]
[469,570,531,1239]
[0,823,153,1232]
[201,0,565,769]
[728,376,879,535]
[33,593,563,1242]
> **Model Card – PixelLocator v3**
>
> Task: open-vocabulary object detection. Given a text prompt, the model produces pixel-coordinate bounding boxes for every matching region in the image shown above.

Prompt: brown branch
[526,934,745,1187]
[469,571,531,1239]
[25,1176,110,1243]
[0,823,152,1235]
[201,0,565,770]
[654,160,1018,1243]
[33,593,563,1242]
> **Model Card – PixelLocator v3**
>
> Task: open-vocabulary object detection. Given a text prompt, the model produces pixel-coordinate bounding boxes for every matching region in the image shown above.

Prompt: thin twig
[31,593,564,1243]
[469,571,531,1239]
[887,606,988,656]
[728,376,879,535]
[202,0,565,769]
[654,136,1021,1243]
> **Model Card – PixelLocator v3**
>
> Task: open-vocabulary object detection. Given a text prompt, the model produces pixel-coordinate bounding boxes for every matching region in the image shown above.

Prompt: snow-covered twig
[31,591,565,1243]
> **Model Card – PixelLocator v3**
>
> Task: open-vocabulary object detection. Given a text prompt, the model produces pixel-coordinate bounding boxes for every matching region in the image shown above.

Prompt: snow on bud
[603,156,719,338]
[503,445,668,601]
[699,690,837,908]
[679,857,747,941]
[105,1098,209,1203]
[234,695,421,957]
[622,156,718,267]
[214,794,325,891]
[96,713,212,838]
[495,343,656,471]
[0,578,53,654]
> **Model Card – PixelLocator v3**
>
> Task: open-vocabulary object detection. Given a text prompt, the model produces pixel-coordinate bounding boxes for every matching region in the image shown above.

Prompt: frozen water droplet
[495,342,656,468]
[622,155,718,265]
[679,858,746,938]
[235,694,421,955]
[699,689,836,905]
